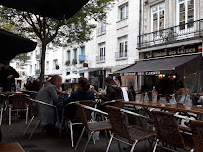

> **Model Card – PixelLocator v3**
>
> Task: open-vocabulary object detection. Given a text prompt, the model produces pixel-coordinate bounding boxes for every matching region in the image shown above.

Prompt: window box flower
[72,59,77,65]
[65,60,70,66]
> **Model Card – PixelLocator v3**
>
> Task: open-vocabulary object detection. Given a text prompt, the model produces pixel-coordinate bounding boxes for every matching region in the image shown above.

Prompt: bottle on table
[170,94,177,105]
[152,86,158,103]
[185,95,192,110]
[144,92,149,103]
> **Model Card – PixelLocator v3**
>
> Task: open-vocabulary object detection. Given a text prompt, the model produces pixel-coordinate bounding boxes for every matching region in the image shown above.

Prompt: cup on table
[159,97,167,107]
[11,87,15,92]
[136,94,143,103]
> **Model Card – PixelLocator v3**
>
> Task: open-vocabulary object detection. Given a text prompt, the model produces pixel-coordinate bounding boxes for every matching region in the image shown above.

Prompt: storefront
[114,43,203,99]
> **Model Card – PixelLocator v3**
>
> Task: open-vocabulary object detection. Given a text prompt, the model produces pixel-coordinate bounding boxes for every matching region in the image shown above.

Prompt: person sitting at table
[176,82,186,103]
[36,75,64,135]
[0,61,19,92]
[63,77,95,120]
[95,76,122,111]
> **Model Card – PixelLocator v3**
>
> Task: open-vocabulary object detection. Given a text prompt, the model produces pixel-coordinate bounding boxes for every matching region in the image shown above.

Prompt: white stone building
[26,0,141,90]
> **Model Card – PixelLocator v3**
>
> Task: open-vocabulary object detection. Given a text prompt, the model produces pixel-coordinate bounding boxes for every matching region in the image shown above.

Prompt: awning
[0,0,89,20]
[0,29,37,63]
[114,54,202,76]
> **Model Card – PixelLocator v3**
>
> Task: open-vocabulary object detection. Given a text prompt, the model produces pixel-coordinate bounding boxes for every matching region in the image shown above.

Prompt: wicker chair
[8,94,28,125]
[74,103,112,152]
[61,100,95,147]
[0,94,5,125]
[151,110,193,152]
[106,105,155,152]
[190,120,203,152]
[23,97,38,135]
[25,99,60,141]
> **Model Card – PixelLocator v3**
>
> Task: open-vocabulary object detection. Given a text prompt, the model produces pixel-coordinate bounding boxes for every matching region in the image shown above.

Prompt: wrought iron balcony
[115,51,128,60]
[97,26,106,36]
[138,19,203,48]
[96,56,105,63]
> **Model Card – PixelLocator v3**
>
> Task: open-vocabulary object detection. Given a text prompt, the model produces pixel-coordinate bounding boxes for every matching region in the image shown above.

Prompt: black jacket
[0,66,19,91]
[99,85,122,102]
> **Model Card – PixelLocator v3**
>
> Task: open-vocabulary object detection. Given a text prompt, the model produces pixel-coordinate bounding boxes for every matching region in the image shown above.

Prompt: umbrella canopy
[63,73,80,79]
[0,0,89,20]
[0,29,37,63]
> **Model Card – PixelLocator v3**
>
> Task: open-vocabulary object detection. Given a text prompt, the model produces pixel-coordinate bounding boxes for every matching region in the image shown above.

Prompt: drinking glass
[159,97,167,107]
[11,87,15,92]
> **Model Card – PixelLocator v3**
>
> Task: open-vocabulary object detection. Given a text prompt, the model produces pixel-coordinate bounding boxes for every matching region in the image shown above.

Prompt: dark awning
[0,29,37,63]
[114,54,202,76]
[0,0,89,20]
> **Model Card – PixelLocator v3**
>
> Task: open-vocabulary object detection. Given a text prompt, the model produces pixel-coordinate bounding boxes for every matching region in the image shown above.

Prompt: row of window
[152,0,194,32]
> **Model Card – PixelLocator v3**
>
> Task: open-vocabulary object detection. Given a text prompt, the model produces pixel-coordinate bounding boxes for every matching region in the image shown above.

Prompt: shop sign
[66,67,85,71]
[141,44,201,59]
[120,71,161,76]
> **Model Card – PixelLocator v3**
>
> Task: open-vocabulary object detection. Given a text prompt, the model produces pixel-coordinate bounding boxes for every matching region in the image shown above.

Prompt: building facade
[63,0,140,90]
[136,0,203,94]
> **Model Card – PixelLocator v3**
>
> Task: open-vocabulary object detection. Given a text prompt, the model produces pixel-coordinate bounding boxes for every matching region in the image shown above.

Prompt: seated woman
[95,76,122,111]
[63,77,95,120]
[36,75,63,130]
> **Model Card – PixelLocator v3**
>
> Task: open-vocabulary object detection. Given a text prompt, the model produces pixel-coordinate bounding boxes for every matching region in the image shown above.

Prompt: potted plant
[65,60,70,66]
[72,59,77,65]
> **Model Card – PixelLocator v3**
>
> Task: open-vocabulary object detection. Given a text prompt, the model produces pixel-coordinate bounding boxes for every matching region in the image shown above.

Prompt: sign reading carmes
[141,44,201,59]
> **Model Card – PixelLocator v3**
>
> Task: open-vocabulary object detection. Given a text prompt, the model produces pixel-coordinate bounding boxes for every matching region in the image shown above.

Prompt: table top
[121,101,203,115]
[0,142,25,152]
[0,92,23,95]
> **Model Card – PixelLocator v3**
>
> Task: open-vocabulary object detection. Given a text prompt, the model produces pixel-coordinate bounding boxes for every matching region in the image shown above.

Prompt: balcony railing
[97,26,106,36]
[115,51,128,60]
[96,56,105,63]
[138,19,203,48]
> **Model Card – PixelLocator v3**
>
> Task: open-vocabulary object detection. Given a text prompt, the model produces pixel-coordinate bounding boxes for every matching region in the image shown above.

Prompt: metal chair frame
[106,106,155,152]
[61,100,95,148]
[74,103,112,152]
[24,98,60,141]
[8,94,28,125]
[0,94,6,125]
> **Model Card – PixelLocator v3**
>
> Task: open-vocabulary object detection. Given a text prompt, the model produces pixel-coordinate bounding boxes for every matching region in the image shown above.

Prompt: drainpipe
[138,0,142,48]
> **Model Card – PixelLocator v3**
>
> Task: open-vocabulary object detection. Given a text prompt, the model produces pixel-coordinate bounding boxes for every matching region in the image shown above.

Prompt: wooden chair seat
[0,142,25,152]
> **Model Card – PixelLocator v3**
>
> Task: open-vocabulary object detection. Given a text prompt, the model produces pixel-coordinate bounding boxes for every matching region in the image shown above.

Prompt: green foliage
[14,53,30,63]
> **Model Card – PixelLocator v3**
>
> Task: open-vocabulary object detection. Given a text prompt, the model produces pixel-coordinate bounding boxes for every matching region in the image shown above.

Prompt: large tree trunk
[39,41,46,88]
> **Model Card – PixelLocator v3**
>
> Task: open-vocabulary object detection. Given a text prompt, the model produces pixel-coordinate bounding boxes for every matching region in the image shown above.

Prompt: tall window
[53,59,58,69]
[119,37,128,58]
[46,61,49,70]
[74,49,77,60]
[99,43,105,61]
[30,65,32,74]
[120,4,128,20]
[177,0,194,30]
[67,50,71,60]
[151,3,165,32]
[81,46,85,55]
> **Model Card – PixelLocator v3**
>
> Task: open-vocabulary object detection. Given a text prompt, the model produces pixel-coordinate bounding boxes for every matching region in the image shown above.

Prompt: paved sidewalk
[0,115,153,152]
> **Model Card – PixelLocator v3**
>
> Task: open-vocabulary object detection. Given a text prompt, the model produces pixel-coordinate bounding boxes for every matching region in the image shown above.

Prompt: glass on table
[11,87,15,92]
[159,97,167,107]
[135,94,143,103]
